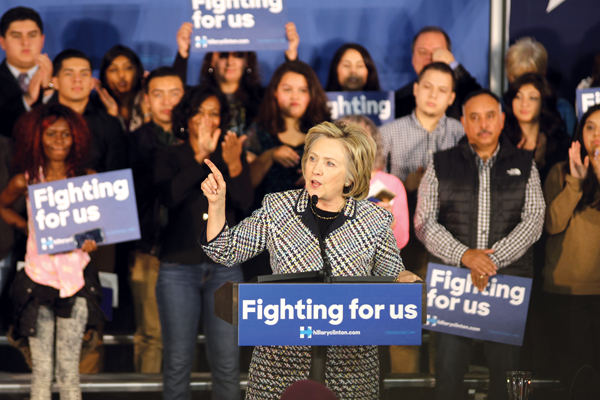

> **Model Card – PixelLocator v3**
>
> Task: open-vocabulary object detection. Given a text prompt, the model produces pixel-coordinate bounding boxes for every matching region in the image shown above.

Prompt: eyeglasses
[218,52,245,59]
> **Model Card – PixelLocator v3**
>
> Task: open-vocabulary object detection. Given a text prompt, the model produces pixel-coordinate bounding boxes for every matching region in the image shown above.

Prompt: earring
[344,182,350,187]
[246,68,252,74]
[208,67,214,73]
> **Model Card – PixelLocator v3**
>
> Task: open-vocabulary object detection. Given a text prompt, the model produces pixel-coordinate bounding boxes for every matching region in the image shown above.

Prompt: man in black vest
[415,89,545,400]
[0,7,54,138]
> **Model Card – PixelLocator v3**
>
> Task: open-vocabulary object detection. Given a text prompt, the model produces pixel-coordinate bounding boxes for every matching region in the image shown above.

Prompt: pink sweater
[370,171,409,249]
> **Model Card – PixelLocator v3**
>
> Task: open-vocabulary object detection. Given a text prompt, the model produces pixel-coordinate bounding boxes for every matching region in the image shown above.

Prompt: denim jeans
[157,262,243,400]
[434,332,520,400]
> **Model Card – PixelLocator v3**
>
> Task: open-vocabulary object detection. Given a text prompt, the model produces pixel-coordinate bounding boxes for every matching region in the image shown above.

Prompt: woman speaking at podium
[200,121,417,399]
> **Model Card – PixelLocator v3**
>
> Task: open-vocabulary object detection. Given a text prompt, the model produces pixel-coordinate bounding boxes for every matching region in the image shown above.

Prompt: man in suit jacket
[0,7,54,138]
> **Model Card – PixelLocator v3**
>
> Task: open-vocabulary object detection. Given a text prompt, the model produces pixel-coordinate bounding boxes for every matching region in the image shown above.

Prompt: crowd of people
[0,5,598,400]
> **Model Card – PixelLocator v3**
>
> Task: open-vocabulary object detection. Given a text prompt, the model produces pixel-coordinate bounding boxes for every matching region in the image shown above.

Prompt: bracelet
[42,82,55,91]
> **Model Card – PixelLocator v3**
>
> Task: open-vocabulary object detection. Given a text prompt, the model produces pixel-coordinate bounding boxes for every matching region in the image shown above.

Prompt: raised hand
[272,145,300,168]
[177,22,193,59]
[24,69,42,106]
[194,116,221,163]
[285,22,300,61]
[569,141,589,180]
[432,48,456,65]
[81,239,98,253]
[36,53,54,90]
[201,159,227,208]
[222,132,247,177]
[94,78,119,117]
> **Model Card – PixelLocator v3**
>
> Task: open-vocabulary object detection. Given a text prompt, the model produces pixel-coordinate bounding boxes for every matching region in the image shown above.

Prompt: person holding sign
[0,103,105,400]
[543,104,600,393]
[415,90,545,400]
[200,121,419,399]
[503,73,570,181]
[154,83,252,400]
[325,43,381,92]
[174,21,299,135]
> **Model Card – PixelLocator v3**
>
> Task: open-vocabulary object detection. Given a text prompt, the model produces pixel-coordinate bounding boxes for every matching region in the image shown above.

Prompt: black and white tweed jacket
[202,189,404,277]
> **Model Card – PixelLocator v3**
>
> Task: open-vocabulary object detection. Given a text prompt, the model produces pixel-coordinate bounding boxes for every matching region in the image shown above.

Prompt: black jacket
[154,139,253,264]
[0,59,40,138]
[9,263,106,338]
[432,135,534,277]
[128,122,179,255]
[394,64,481,120]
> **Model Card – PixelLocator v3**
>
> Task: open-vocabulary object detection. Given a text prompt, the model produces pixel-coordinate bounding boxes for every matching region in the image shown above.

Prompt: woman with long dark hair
[174,22,299,135]
[542,104,600,393]
[95,45,150,132]
[503,73,570,179]
[325,43,381,91]
[0,103,104,400]
[153,84,252,400]
[246,60,330,208]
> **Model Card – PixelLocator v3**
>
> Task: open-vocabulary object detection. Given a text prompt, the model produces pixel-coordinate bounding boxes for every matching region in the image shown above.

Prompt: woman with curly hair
[503,72,571,180]
[0,103,103,400]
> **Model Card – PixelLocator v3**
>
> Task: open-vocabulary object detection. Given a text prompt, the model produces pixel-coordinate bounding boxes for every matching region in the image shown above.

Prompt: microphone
[311,195,332,282]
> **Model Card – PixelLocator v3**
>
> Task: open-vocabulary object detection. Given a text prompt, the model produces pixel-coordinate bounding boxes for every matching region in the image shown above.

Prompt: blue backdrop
[0,0,490,92]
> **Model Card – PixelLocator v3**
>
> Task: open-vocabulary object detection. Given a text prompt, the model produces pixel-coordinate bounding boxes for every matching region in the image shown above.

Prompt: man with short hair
[51,49,127,173]
[395,26,480,120]
[127,66,184,373]
[0,6,54,137]
[415,89,545,400]
[381,61,465,373]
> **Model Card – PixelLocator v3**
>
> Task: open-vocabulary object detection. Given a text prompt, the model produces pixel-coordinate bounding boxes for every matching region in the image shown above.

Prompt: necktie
[17,72,29,94]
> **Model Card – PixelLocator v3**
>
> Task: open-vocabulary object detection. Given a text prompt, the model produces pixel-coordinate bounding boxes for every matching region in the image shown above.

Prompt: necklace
[310,199,346,220]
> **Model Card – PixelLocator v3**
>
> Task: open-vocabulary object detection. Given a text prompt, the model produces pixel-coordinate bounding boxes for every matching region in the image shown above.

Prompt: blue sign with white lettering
[27,169,140,255]
[424,263,532,346]
[189,0,289,52]
[576,88,600,119]
[238,283,422,346]
[327,91,395,126]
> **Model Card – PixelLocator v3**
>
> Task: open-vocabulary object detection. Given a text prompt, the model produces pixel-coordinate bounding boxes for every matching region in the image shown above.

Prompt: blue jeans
[157,262,243,400]
[435,332,520,400]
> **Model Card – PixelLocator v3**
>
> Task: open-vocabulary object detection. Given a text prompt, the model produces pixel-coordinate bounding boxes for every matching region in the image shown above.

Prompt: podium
[215,271,426,383]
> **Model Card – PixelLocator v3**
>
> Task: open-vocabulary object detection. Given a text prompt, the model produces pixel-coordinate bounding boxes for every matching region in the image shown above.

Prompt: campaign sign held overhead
[327,91,395,126]
[424,263,532,346]
[189,0,289,52]
[576,88,600,119]
[238,283,423,346]
[28,169,140,255]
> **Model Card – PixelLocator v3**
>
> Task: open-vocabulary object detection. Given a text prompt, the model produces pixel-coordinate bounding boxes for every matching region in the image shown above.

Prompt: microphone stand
[308,195,330,384]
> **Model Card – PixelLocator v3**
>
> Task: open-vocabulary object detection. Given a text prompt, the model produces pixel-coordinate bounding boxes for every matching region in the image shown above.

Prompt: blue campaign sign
[189,0,289,52]
[27,169,140,255]
[576,88,600,119]
[424,263,532,346]
[237,283,422,346]
[327,91,395,126]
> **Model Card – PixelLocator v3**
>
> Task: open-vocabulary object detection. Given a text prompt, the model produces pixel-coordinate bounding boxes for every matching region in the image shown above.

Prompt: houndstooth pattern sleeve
[488,163,545,268]
[414,161,470,266]
[202,199,271,267]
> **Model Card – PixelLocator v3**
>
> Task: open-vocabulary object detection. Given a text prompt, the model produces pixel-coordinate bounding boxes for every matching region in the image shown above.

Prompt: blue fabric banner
[238,283,423,346]
[424,263,532,346]
[327,91,395,126]
[27,169,140,255]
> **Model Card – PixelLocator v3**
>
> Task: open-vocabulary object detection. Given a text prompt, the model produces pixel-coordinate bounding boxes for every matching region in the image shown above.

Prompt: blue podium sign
[326,91,395,126]
[189,0,289,52]
[27,169,141,255]
[424,263,532,346]
[238,283,422,346]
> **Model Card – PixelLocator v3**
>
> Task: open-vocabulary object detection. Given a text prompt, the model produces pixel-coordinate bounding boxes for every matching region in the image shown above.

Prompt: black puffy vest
[432,136,534,277]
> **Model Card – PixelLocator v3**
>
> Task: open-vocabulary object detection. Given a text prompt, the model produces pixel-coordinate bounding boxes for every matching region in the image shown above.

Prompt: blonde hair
[505,37,548,82]
[302,121,376,201]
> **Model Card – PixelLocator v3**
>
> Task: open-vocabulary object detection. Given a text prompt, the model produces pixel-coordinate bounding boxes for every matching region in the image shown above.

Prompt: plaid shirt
[202,189,404,277]
[380,111,465,181]
[414,143,545,268]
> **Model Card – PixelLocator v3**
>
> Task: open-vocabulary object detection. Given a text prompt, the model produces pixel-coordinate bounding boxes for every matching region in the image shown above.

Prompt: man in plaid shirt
[415,89,545,400]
